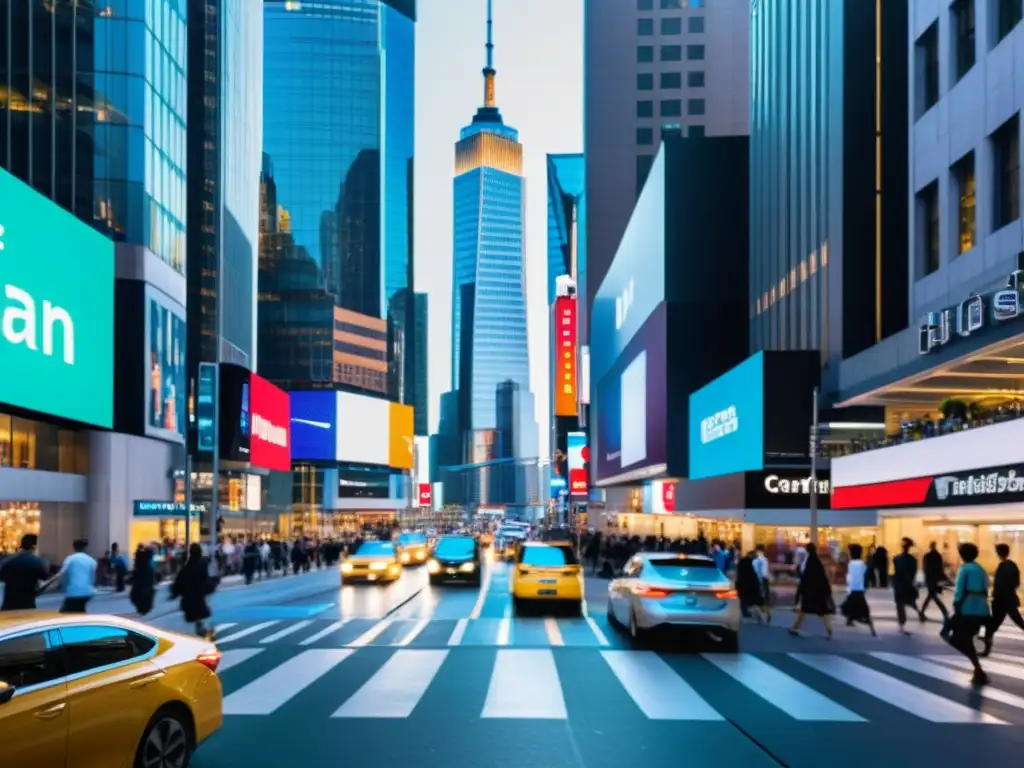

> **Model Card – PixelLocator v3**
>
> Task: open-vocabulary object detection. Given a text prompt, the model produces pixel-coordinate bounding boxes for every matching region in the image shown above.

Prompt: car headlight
[427,559,440,574]
[459,562,476,573]
[389,563,400,572]
[369,562,387,571]
[400,552,411,563]
[416,550,426,559]
[341,562,353,573]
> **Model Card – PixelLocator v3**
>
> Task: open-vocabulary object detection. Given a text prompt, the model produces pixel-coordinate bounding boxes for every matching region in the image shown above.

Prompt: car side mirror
[0,683,15,704]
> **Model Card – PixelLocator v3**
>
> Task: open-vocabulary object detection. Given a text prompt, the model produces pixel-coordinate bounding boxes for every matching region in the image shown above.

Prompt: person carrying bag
[945,542,990,686]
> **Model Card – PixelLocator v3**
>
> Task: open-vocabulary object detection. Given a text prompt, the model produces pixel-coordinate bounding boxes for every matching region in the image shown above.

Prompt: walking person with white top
[840,543,877,636]
[57,539,97,613]
[752,545,773,623]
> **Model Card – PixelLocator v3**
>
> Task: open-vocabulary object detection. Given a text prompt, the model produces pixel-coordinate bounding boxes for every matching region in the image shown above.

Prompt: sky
[413,0,583,462]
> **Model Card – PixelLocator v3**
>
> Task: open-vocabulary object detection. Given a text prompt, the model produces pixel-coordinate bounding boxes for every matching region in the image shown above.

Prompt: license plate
[540,579,556,584]
[539,589,557,595]
[446,568,456,574]
[367,574,377,581]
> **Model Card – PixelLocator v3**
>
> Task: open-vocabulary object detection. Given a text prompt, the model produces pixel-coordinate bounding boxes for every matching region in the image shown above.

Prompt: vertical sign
[196,362,217,453]
[567,432,588,498]
[662,482,676,512]
[554,297,578,416]
[418,483,432,507]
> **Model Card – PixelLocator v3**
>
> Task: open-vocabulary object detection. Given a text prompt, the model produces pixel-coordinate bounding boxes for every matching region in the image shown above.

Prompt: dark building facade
[258,0,415,395]
[413,292,429,436]
[749,0,908,385]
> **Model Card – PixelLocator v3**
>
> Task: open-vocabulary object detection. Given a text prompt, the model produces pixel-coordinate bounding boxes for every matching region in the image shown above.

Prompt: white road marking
[601,651,722,721]
[348,619,394,647]
[990,652,1024,666]
[393,619,430,646]
[544,618,564,646]
[215,622,280,645]
[585,617,610,647]
[503,603,512,619]
[260,620,314,644]
[873,653,1024,711]
[222,649,353,715]
[216,648,263,674]
[447,618,469,646]
[214,623,237,633]
[469,565,492,619]
[333,650,448,719]
[928,654,1024,682]
[704,653,864,721]
[482,649,567,719]
[790,653,1005,724]
[299,620,349,646]
[496,618,511,646]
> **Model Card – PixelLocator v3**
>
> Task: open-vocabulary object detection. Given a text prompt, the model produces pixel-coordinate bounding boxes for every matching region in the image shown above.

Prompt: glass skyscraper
[450,1,531,437]
[258,0,415,394]
[546,152,586,329]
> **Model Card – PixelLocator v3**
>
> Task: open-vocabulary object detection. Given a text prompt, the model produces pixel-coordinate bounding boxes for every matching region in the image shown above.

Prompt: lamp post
[809,386,820,546]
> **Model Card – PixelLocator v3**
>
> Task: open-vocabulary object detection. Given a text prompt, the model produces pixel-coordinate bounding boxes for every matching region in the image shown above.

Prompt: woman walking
[129,545,156,616]
[171,543,215,638]
[789,544,834,639]
[947,542,990,686]
[841,544,876,636]
[736,550,767,622]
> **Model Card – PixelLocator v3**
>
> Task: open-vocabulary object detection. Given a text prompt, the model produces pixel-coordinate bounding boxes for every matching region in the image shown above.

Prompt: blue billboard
[688,353,765,480]
[289,391,337,460]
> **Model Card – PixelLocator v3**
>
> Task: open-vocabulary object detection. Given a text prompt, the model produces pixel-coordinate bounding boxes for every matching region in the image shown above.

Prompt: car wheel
[135,706,194,768]
[629,609,647,646]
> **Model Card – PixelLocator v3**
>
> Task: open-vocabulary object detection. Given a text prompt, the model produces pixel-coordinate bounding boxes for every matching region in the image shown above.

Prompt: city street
[103,556,1024,768]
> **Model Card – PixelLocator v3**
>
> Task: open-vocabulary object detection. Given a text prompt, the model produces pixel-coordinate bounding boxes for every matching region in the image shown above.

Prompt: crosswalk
[211,644,1024,725]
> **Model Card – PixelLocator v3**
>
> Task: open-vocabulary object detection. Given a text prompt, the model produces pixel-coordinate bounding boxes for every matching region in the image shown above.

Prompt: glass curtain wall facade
[259,0,415,393]
[413,292,429,436]
[187,0,262,389]
[546,153,586,307]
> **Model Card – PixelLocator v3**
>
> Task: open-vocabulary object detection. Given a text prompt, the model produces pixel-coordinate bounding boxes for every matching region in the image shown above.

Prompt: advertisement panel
[388,402,415,470]
[745,469,831,509]
[196,363,216,453]
[688,353,764,481]
[567,431,588,498]
[0,167,114,428]
[217,364,251,461]
[145,286,187,442]
[418,483,432,507]
[661,481,676,512]
[289,391,337,460]
[832,462,1024,510]
[595,304,668,485]
[250,374,291,471]
[554,297,578,417]
[337,392,389,465]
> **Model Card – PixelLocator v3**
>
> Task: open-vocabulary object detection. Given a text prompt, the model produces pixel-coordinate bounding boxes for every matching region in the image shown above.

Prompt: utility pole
[809,386,820,547]
[183,452,192,549]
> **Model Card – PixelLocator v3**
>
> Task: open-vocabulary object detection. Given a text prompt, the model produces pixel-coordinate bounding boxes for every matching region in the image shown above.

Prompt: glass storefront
[0,503,41,555]
[880,514,1024,574]
[0,413,90,473]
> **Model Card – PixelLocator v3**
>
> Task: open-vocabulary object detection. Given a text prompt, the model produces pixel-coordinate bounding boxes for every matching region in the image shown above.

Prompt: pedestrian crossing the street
[212,644,1024,726]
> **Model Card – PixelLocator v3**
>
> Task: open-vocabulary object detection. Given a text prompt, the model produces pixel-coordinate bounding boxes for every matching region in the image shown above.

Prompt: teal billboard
[0,168,114,427]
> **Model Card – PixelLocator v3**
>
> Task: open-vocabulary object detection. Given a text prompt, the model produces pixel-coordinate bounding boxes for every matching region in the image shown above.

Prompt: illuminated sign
[919,272,1024,354]
[554,297,578,416]
[418,483,432,507]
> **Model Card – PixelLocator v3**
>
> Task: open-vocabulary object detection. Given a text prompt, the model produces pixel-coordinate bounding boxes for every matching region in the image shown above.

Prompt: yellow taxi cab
[0,611,222,768]
[394,531,429,565]
[511,541,584,615]
[341,540,403,583]
[478,531,494,548]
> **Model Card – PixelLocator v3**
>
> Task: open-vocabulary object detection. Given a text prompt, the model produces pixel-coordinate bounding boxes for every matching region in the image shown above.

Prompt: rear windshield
[499,528,526,539]
[355,542,394,557]
[646,558,723,582]
[520,545,579,567]
[434,537,476,559]
[397,533,427,546]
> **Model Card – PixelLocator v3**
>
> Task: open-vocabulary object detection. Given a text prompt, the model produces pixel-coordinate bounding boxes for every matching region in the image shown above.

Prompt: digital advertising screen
[595,304,667,485]
[289,391,337,460]
[388,402,415,470]
[217,363,251,461]
[337,391,389,466]
[250,373,291,471]
[567,431,588,498]
[688,352,765,481]
[553,297,579,417]
[0,168,114,428]
[145,286,187,443]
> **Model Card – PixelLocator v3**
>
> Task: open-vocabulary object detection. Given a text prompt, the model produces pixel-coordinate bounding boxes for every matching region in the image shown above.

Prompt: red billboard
[418,483,432,507]
[662,482,676,512]
[250,373,291,471]
[554,297,578,417]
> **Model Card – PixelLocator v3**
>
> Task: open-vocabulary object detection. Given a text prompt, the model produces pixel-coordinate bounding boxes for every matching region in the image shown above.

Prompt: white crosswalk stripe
[602,651,722,721]
[223,649,354,715]
[299,620,349,646]
[929,654,1024,681]
[216,622,281,645]
[482,649,566,719]
[333,650,447,718]
[261,620,314,644]
[872,653,1024,711]
[217,648,264,673]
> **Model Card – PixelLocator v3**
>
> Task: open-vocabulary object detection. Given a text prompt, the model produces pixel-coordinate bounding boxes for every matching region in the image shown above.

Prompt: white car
[607,553,741,651]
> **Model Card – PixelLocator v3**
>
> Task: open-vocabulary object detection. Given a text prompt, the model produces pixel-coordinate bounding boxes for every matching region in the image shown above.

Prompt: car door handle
[34,702,66,719]
[129,674,164,690]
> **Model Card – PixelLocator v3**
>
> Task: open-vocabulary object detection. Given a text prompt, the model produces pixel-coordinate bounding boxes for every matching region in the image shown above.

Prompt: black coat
[796,556,833,616]
[130,550,157,615]
[0,551,48,611]
[171,559,212,623]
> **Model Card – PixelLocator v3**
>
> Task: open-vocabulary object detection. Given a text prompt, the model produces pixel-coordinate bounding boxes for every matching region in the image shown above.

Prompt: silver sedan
[607,553,741,651]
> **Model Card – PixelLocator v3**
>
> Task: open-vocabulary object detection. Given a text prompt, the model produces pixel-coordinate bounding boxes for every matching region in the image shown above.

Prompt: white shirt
[753,554,770,582]
[59,552,97,598]
[846,559,867,593]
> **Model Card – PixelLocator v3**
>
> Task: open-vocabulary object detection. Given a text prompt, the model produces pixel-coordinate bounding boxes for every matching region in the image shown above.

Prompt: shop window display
[0,504,41,555]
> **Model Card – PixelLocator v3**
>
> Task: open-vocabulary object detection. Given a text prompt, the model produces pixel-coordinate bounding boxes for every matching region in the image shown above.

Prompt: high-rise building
[450,0,531,436]
[413,293,429,436]
[546,153,586,315]
[584,0,750,313]
[186,1,263,373]
[748,0,908,383]
[258,0,415,394]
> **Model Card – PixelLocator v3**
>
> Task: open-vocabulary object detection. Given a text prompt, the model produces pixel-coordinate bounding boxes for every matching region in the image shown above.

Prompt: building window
[688,98,706,116]
[661,17,682,35]
[687,71,705,87]
[637,73,654,90]
[661,0,682,7]
[954,153,976,254]
[661,72,682,89]
[687,44,706,60]
[919,181,941,275]
[638,0,654,9]
[689,125,705,138]
[662,124,683,138]
[637,100,654,118]
[661,99,682,117]
[638,18,654,35]
[688,16,705,33]
[993,115,1021,230]
[637,154,655,196]
[637,127,654,145]
[918,23,939,113]
[638,45,654,63]
[952,0,975,81]
[998,0,1023,42]
[661,45,683,61]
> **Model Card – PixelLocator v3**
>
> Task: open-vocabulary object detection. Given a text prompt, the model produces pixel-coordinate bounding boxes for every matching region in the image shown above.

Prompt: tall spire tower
[483,0,496,108]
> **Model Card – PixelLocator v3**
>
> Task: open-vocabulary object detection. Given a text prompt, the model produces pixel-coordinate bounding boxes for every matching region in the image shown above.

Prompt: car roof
[0,612,179,641]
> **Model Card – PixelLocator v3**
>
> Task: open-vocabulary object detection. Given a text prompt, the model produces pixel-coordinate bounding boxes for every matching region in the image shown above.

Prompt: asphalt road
[71,557,1024,767]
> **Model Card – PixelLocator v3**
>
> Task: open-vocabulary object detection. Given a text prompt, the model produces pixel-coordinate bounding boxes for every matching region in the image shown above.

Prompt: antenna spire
[483,0,496,107]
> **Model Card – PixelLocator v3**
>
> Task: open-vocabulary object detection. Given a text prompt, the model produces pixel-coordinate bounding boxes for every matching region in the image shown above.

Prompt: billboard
[418,483,432,506]
[196,363,216,452]
[595,304,668,484]
[218,364,251,461]
[388,402,415,470]
[250,373,291,471]
[337,392,389,465]
[145,286,187,443]
[554,297,578,417]
[289,391,337,460]
[567,431,588,498]
[688,353,765,481]
[0,167,115,428]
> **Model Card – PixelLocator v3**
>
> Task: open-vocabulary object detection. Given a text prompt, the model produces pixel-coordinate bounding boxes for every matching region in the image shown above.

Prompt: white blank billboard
[336,392,389,465]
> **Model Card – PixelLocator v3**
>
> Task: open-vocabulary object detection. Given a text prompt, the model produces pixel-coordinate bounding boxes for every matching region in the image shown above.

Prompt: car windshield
[354,542,394,557]
[646,557,724,583]
[520,545,578,567]
[397,533,427,546]
[434,537,476,559]
[499,528,526,539]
